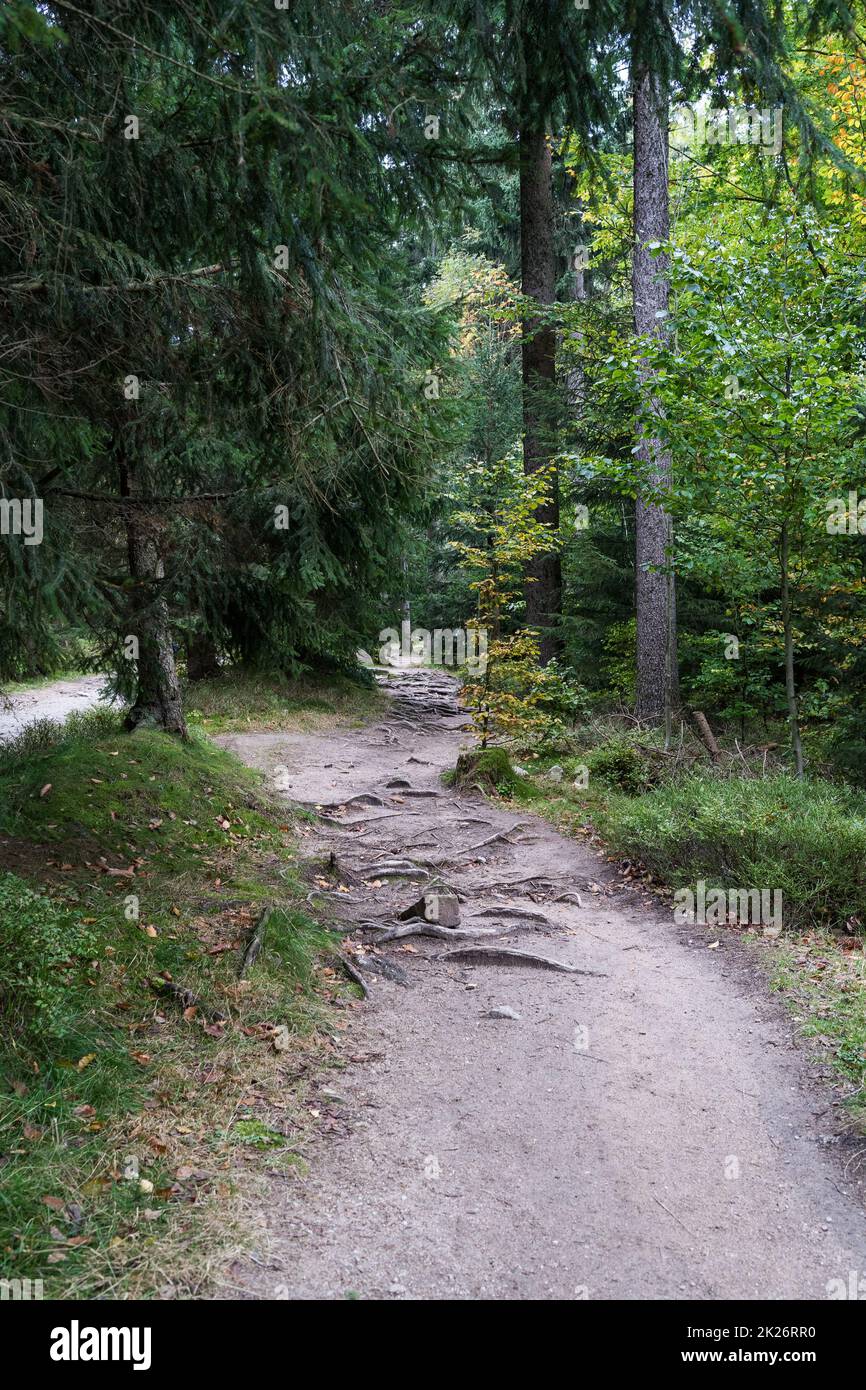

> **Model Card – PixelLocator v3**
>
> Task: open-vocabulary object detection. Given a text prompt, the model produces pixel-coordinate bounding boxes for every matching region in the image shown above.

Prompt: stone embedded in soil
[424,892,460,927]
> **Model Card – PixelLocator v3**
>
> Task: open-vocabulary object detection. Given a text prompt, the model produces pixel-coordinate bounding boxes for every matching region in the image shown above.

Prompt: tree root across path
[214,666,866,1302]
[438,946,608,976]
[272,678,604,989]
[371,922,507,944]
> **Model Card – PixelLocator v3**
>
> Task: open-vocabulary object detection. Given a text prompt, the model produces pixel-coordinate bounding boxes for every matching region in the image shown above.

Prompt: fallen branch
[438,947,608,976]
[690,710,722,764]
[239,905,274,978]
[336,953,369,997]
[149,978,227,1023]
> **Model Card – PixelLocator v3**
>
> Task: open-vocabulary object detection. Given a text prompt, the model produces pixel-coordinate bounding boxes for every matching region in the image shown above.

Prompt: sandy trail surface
[0,674,111,742]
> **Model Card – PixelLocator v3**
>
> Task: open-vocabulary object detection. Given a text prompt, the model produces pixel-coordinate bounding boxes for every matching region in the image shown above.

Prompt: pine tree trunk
[121,462,188,738]
[519,126,561,665]
[632,61,679,723]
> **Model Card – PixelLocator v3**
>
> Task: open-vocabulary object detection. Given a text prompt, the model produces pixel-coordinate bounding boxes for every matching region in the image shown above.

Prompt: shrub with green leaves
[587,737,656,795]
[0,873,97,1045]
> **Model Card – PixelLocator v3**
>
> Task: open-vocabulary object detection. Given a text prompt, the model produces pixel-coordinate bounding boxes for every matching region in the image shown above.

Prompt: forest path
[0,673,110,742]
[216,669,866,1301]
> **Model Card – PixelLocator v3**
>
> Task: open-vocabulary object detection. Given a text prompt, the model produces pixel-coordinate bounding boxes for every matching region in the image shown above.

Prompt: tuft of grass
[768,929,866,1128]
[184,667,383,734]
[0,707,346,1299]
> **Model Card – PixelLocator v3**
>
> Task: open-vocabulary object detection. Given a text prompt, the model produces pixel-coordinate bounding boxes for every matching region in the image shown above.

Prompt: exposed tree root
[438,947,608,976]
[438,821,532,859]
[336,952,370,997]
[355,953,410,986]
[373,922,503,944]
[469,906,553,927]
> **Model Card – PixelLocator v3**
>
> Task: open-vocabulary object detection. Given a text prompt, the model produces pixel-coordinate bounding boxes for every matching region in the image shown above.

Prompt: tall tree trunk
[121,461,188,737]
[565,224,587,410]
[519,126,561,665]
[632,61,679,723]
[779,521,804,778]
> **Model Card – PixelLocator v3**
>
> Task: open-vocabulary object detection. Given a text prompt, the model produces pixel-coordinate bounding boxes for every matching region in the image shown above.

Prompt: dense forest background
[2,0,863,782]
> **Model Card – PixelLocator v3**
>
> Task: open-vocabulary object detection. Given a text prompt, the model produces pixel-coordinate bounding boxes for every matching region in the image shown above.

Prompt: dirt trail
[216,669,866,1301]
[0,674,111,742]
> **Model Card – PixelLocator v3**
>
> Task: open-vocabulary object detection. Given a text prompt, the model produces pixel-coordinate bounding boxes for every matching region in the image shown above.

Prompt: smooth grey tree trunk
[519,127,561,665]
[632,62,679,724]
[780,521,804,778]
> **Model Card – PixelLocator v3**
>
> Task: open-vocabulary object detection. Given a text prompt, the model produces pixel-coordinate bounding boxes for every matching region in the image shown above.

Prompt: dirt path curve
[217,669,866,1300]
[0,674,110,742]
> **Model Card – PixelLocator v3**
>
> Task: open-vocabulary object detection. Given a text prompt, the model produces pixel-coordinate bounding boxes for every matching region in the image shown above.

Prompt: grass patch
[593,773,866,933]
[509,737,866,1132]
[768,929,866,1129]
[457,728,866,1131]
[184,667,383,734]
[0,707,347,1299]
